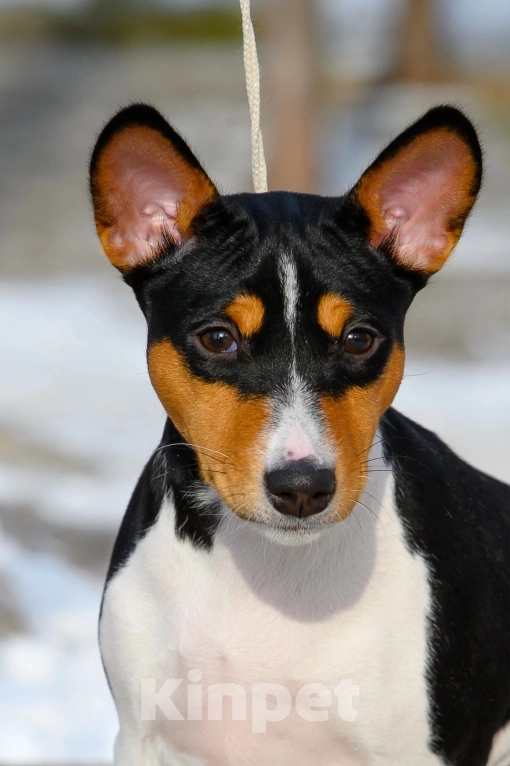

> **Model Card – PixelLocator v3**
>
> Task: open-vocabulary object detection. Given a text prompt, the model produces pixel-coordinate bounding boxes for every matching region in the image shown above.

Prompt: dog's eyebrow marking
[317,294,353,337]
[225,294,265,337]
[278,253,299,336]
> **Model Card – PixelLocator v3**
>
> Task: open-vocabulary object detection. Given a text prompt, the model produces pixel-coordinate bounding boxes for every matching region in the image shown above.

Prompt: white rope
[239,0,268,192]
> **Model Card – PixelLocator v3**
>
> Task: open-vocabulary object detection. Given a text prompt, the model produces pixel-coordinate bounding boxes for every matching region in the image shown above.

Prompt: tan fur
[225,294,265,337]
[148,340,270,516]
[321,344,405,519]
[317,294,353,337]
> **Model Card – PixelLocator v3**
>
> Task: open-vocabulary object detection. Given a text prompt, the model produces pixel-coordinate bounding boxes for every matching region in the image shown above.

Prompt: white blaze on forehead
[278,253,299,336]
[271,254,333,470]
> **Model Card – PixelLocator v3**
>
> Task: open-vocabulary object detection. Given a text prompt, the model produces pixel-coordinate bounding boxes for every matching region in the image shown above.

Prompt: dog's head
[90,105,481,537]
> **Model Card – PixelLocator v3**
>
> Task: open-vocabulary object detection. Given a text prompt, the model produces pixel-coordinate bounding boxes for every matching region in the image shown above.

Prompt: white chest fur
[101,465,445,766]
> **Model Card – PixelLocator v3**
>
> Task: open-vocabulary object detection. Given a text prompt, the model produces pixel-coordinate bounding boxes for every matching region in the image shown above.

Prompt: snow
[0,539,116,762]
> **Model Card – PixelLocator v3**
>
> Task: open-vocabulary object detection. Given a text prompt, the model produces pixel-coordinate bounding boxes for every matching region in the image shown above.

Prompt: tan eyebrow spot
[317,293,353,337]
[225,294,265,337]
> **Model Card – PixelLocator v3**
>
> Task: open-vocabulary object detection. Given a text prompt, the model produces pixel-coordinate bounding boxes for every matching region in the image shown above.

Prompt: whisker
[304,537,320,575]
[351,508,364,535]
[356,498,385,530]
[152,442,230,464]
[359,455,388,466]
[355,438,383,459]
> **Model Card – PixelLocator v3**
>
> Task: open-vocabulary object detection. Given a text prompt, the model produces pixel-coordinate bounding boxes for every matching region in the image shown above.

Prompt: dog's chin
[221,498,341,546]
[251,512,339,546]
[258,524,325,546]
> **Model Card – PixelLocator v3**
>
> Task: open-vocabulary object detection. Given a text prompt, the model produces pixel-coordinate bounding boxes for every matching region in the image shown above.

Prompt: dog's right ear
[89,104,219,273]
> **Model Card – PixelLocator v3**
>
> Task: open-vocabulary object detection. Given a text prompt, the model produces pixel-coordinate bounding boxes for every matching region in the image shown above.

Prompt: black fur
[381,409,510,766]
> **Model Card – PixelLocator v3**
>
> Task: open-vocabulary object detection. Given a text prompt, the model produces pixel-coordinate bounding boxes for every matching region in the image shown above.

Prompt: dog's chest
[101,475,441,765]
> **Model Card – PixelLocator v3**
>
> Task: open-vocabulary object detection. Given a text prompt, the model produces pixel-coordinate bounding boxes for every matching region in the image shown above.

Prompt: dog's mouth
[249,512,340,545]
[223,496,340,539]
[269,513,335,532]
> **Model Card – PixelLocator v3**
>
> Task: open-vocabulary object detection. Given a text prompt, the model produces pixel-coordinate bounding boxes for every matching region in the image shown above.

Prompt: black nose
[264,460,336,518]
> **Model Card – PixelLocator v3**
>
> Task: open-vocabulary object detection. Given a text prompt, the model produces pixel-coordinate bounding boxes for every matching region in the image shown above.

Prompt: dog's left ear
[90,104,219,273]
[348,106,482,275]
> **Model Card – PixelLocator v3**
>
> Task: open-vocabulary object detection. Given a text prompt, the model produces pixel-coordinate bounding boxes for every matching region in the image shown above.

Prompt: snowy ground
[0,41,508,763]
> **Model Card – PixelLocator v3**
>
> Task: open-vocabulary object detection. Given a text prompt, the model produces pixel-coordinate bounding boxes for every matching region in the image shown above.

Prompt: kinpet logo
[141,671,359,733]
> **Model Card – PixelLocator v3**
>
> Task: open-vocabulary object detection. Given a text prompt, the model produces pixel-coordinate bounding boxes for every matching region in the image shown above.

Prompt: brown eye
[343,329,376,355]
[200,329,238,354]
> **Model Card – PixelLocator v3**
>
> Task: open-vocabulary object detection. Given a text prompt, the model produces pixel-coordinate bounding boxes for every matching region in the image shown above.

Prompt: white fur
[101,442,454,766]
[266,254,336,471]
[278,253,299,338]
[265,371,335,472]
[489,727,510,766]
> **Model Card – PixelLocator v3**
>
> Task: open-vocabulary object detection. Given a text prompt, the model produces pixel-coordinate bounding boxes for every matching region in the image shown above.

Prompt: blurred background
[0,0,508,761]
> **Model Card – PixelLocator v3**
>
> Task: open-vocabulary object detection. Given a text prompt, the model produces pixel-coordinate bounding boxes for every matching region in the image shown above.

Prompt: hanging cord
[239,0,268,192]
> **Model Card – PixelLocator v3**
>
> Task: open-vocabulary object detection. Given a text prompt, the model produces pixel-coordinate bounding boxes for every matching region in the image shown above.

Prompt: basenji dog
[90,104,510,766]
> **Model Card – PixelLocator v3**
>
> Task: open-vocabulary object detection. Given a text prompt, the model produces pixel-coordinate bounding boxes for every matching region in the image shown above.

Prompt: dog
[90,104,510,766]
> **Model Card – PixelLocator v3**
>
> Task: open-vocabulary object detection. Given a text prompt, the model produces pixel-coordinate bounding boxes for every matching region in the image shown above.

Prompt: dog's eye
[200,329,238,354]
[343,329,376,355]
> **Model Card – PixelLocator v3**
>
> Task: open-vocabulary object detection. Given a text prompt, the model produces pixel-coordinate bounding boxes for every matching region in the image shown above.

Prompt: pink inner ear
[379,157,452,268]
[368,136,474,272]
[94,123,216,272]
[109,154,185,259]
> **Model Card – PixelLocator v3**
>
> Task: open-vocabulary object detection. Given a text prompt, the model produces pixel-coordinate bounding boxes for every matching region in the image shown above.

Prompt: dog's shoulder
[381,407,510,760]
[381,406,509,544]
[379,405,509,602]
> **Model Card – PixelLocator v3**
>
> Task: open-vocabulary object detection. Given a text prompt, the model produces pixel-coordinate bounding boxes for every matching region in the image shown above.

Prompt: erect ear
[348,106,482,275]
[89,104,219,272]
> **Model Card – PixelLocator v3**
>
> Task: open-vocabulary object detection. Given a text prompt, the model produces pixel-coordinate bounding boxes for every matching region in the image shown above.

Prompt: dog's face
[90,105,481,536]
